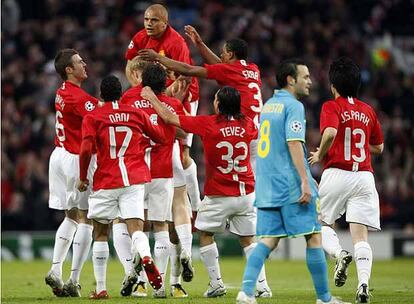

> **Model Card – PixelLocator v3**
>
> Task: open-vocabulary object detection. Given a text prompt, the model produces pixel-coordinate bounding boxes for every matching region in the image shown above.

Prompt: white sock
[70,223,93,283]
[113,223,133,275]
[51,217,78,278]
[154,231,170,282]
[175,224,192,256]
[322,226,343,258]
[200,242,223,286]
[92,241,109,293]
[184,161,201,211]
[244,243,269,289]
[169,242,181,285]
[131,231,151,258]
[354,241,372,286]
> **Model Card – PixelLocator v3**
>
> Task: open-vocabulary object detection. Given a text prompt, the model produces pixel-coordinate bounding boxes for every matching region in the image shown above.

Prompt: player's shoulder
[165,26,185,42]
[321,99,338,109]
[355,98,376,113]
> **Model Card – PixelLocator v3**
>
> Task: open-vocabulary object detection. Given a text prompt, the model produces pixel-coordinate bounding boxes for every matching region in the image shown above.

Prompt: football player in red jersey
[309,57,384,304]
[120,63,187,298]
[125,4,202,233]
[139,32,263,172]
[45,49,98,297]
[141,85,271,298]
[78,75,166,299]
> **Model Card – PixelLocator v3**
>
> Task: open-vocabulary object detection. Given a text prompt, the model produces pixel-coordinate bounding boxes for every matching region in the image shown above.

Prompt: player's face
[68,54,87,81]
[293,65,312,97]
[220,44,232,63]
[144,9,167,38]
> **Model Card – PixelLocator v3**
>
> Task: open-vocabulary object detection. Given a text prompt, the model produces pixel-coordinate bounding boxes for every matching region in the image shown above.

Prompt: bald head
[145,4,168,23]
[144,4,169,38]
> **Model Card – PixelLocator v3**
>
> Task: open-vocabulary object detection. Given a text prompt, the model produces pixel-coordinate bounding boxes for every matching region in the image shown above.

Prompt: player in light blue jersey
[236,59,351,304]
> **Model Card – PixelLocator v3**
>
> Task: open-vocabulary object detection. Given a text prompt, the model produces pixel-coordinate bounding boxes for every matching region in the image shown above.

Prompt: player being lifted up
[45,48,98,297]
[77,75,165,299]
[309,57,384,304]
[120,62,187,298]
[139,26,263,171]
[141,85,271,298]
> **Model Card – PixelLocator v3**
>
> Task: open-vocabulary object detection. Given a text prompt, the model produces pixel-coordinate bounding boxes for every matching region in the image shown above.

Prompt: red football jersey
[82,102,166,190]
[205,60,262,125]
[54,81,98,154]
[120,86,184,178]
[320,96,384,172]
[179,114,257,196]
[125,26,199,102]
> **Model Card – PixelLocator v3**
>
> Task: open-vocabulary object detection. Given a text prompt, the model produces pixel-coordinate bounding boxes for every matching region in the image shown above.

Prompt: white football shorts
[144,178,174,222]
[319,168,380,230]
[172,141,186,187]
[48,147,96,211]
[249,138,258,174]
[195,192,256,236]
[88,184,145,224]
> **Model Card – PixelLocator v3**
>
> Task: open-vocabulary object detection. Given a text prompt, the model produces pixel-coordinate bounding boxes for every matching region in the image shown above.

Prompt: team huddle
[44,4,384,304]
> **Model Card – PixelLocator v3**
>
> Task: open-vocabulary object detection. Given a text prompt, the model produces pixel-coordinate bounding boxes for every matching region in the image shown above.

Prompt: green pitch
[2,258,414,303]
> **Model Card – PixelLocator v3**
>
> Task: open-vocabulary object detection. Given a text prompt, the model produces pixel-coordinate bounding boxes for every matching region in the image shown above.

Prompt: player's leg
[89,220,110,299]
[46,147,77,296]
[181,101,201,211]
[237,207,282,303]
[319,168,353,286]
[346,171,380,304]
[168,222,187,297]
[65,154,94,295]
[121,184,162,291]
[232,193,271,298]
[350,223,371,304]
[172,185,193,282]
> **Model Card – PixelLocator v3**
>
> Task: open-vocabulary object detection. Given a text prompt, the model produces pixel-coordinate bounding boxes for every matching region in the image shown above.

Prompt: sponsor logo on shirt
[85,101,95,111]
[150,113,158,125]
[159,50,165,57]
[290,120,303,133]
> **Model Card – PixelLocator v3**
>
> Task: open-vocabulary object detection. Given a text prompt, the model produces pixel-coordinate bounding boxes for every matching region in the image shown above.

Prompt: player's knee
[239,236,254,248]
[199,231,214,246]
[305,232,322,248]
[93,221,110,241]
[65,208,79,222]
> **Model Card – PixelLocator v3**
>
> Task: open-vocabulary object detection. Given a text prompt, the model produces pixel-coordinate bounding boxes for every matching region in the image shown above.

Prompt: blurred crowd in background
[2,0,413,231]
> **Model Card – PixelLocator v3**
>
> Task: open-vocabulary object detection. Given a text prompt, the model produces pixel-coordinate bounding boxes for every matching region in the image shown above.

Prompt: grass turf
[2,258,414,303]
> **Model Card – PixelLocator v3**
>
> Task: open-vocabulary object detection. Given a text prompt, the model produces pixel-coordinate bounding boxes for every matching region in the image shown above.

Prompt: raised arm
[141,86,181,127]
[184,25,221,64]
[139,49,208,78]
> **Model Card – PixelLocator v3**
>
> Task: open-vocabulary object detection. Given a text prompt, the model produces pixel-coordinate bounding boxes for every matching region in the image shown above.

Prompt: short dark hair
[225,39,248,60]
[329,57,361,97]
[217,86,243,120]
[142,63,167,94]
[54,49,78,80]
[100,75,122,102]
[276,58,306,88]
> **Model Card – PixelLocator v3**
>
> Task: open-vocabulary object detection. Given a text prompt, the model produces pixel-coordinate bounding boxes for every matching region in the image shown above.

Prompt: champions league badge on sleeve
[290,120,303,133]
[85,101,95,111]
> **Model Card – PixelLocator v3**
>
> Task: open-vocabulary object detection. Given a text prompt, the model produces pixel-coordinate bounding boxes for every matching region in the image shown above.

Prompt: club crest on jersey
[159,50,165,57]
[128,41,134,49]
[85,101,95,111]
[150,113,158,125]
[290,120,303,133]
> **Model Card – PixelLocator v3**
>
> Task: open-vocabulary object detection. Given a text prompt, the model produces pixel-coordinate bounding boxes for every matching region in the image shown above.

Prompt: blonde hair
[129,57,150,72]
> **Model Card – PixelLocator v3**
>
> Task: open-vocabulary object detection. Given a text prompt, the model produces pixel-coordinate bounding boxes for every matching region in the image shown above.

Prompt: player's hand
[138,49,159,61]
[141,86,157,101]
[184,25,203,45]
[171,76,191,101]
[298,180,312,205]
[78,180,89,192]
[308,148,321,165]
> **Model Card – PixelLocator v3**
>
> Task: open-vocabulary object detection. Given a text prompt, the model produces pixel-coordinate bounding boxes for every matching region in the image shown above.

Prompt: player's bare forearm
[141,86,180,127]
[184,25,221,64]
[318,127,337,159]
[370,143,384,155]
[175,128,188,139]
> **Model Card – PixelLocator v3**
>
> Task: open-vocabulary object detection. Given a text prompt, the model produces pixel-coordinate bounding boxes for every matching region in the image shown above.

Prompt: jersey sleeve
[74,95,99,117]
[139,111,167,144]
[285,102,306,142]
[205,63,228,83]
[82,114,96,140]
[179,115,209,137]
[320,101,340,133]
[370,114,384,145]
[125,32,141,60]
